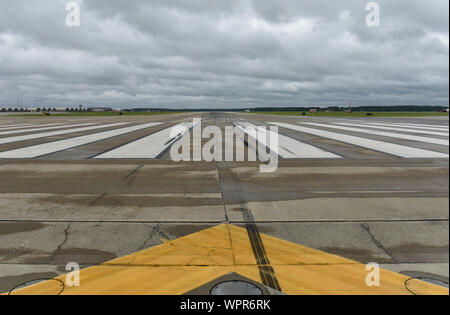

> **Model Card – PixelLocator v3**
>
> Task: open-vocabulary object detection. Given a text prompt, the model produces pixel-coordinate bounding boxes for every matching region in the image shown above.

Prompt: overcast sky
[0,0,448,109]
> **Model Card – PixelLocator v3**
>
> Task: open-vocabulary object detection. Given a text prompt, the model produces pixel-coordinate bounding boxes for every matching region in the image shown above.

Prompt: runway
[0,112,448,294]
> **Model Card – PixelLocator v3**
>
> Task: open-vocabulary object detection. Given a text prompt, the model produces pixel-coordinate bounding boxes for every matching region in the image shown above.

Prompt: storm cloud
[0,0,448,108]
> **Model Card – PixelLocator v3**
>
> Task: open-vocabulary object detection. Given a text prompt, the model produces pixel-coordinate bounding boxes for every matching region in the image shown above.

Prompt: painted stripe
[339,120,449,131]
[236,122,340,158]
[8,224,448,295]
[359,122,448,131]
[0,123,32,127]
[270,122,449,158]
[0,123,128,146]
[394,123,449,130]
[336,123,448,137]
[356,123,449,135]
[0,124,40,130]
[306,123,449,146]
[0,122,162,158]
[95,122,197,159]
[0,123,98,136]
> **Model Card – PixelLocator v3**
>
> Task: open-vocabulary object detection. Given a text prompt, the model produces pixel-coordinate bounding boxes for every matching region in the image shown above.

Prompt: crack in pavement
[361,222,397,263]
[50,223,72,263]
[139,224,162,251]
[138,224,173,251]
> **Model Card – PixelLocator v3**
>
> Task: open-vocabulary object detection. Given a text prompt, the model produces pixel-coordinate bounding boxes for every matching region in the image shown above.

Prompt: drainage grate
[407,277,448,288]
[8,278,65,295]
[210,280,263,295]
[405,277,449,295]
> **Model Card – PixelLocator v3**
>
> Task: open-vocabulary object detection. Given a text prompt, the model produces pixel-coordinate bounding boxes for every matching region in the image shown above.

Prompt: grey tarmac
[0,112,448,293]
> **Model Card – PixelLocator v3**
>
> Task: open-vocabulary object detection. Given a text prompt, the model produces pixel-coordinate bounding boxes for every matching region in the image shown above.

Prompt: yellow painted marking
[7,224,448,295]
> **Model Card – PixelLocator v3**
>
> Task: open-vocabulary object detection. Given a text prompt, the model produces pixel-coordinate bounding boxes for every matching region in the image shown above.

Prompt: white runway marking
[95,122,196,159]
[236,122,340,158]
[306,122,449,145]
[0,124,45,130]
[0,123,97,136]
[0,122,162,158]
[338,120,449,131]
[346,122,449,135]
[270,122,449,158]
[0,123,128,145]
[336,123,448,137]
[0,125,35,131]
[394,122,449,130]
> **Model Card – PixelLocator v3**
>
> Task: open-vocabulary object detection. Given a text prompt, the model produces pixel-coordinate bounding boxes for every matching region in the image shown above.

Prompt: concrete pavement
[0,112,448,294]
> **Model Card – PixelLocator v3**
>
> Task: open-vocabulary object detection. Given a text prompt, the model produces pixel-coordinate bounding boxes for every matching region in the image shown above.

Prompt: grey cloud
[0,0,448,108]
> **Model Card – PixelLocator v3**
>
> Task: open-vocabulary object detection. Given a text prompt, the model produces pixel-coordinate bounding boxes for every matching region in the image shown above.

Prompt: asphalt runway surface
[0,112,448,294]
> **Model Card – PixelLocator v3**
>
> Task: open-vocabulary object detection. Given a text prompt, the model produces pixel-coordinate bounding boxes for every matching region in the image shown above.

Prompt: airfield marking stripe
[0,124,35,127]
[236,122,341,158]
[0,124,48,131]
[0,125,37,131]
[269,122,449,158]
[7,224,448,295]
[0,123,97,136]
[370,123,449,132]
[394,123,449,130]
[94,121,197,159]
[0,122,161,158]
[0,122,128,146]
[335,122,449,137]
[304,122,449,146]
[339,120,449,131]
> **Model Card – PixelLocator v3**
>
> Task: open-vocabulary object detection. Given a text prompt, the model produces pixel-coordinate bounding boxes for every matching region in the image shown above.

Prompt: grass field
[248,111,450,117]
[2,111,184,117]
[2,111,449,118]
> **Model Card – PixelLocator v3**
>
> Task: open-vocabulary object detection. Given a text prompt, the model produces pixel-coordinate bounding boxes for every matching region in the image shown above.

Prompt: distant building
[88,107,113,112]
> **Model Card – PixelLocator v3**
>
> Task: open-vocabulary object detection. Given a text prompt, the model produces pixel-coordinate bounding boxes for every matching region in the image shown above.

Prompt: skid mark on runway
[216,160,281,290]
[89,164,144,206]
[240,205,282,291]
